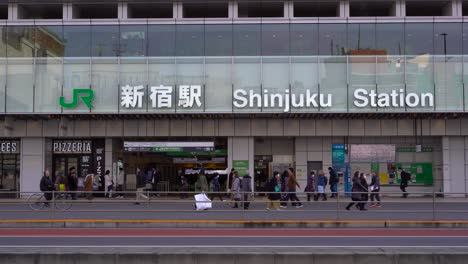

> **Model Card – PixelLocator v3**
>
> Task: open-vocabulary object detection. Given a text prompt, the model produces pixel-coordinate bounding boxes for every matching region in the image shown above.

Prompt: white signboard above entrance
[350,144,396,163]
[123,142,214,148]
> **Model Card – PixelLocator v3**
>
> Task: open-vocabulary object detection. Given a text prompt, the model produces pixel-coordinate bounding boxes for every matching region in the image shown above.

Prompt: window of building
[92,26,119,57]
[376,23,404,55]
[262,24,289,56]
[405,23,434,55]
[36,26,64,57]
[183,3,229,18]
[72,4,118,19]
[406,1,452,16]
[64,25,91,57]
[148,25,175,56]
[205,24,232,56]
[6,26,36,57]
[120,25,147,57]
[434,23,462,55]
[318,24,347,55]
[350,1,395,17]
[238,2,284,17]
[18,4,62,19]
[176,24,204,56]
[347,24,376,53]
[290,24,318,55]
[127,3,173,18]
[0,5,7,20]
[233,24,261,56]
[293,2,339,17]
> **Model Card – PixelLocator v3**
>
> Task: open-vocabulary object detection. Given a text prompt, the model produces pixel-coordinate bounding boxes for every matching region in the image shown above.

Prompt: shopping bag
[194,193,212,211]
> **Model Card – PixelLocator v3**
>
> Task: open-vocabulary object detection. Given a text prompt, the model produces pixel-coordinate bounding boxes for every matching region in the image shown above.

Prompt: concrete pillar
[20,138,45,194]
[105,138,113,180]
[442,0,455,16]
[175,2,183,19]
[396,0,406,17]
[442,136,467,197]
[8,3,18,20]
[339,0,349,17]
[295,137,308,193]
[118,2,128,19]
[232,1,238,18]
[63,3,73,20]
[228,1,235,18]
[227,137,255,190]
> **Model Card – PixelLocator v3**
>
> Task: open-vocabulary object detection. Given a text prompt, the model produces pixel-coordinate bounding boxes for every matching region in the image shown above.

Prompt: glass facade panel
[148,25,175,57]
[64,26,91,57]
[176,25,204,57]
[63,58,90,113]
[120,25,147,57]
[348,56,376,112]
[233,57,261,112]
[36,26,64,57]
[148,57,176,113]
[434,23,462,55]
[205,25,232,56]
[205,57,232,112]
[318,56,347,112]
[0,58,5,112]
[176,57,204,112]
[92,58,119,112]
[405,23,434,55]
[262,57,290,112]
[290,56,319,113]
[464,55,468,111]
[0,26,7,58]
[233,24,261,56]
[6,26,35,57]
[318,24,347,56]
[405,55,434,112]
[347,24,376,53]
[34,57,62,112]
[119,58,147,112]
[376,55,405,112]
[6,58,34,112]
[376,23,404,56]
[290,24,318,56]
[92,25,119,57]
[262,24,289,56]
[433,55,463,111]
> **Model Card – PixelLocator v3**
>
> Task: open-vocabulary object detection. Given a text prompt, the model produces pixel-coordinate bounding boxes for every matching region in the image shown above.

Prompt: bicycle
[27,192,73,211]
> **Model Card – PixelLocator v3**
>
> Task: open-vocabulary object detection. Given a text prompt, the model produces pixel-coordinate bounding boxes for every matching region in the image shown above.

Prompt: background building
[0,0,467,196]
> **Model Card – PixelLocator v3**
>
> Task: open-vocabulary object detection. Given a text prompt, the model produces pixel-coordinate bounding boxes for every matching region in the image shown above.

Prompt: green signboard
[396,163,433,185]
[233,160,249,176]
[332,144,346,163]
[152,147,183,152]
[396,147,433,152]
[370,163,380,174]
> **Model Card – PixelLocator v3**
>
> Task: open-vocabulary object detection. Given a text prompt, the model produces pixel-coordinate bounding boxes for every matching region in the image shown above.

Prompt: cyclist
[40,169,55,207]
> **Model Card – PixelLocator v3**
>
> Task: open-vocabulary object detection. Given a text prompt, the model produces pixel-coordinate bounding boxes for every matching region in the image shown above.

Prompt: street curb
[1,220,468,228]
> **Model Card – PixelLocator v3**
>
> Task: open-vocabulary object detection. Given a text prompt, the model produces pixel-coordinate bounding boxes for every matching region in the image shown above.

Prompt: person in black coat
[346,171,361,211]
[358,173,369,211]
[328,167,339,198]
[398,167,411,198]
[40,169,54,206]
[67,167,78,200]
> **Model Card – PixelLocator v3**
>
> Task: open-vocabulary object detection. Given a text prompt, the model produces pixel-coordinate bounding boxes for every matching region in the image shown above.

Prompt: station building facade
[0,0,468,196]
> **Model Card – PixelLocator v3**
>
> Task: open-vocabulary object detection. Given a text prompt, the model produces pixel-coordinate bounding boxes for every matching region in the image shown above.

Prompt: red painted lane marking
[0,229,468,237]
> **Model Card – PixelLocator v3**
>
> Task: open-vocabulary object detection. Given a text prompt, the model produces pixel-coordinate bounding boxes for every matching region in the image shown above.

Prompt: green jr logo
[59,89,94,109]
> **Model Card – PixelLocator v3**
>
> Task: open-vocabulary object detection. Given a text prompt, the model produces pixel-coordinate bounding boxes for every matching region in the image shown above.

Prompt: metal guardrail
[0,191,467,221]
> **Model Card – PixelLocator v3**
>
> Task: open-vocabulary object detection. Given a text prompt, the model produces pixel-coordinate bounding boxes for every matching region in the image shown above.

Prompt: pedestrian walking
[232,172,241,208]
[346,171,362,211]
[398,167,411,198]
[358,173,369,211]
[286,168,302,208]
[279,170,289,208]
[151,167,161,196]
[266,172,281,210]
[195,168,209,193]
[305,171,316,202]
[84,173,94,200]
[370,171,381,207]
[241,172,253,210]
[135,167,148,205]
[179,170,188,199]
[104,170,114,198]
[317,170,328,201]
[210,173,224,202]
[40,169,54,206]
[328,167,339,198]
[115,158,125,198]
[67,167,78,200]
